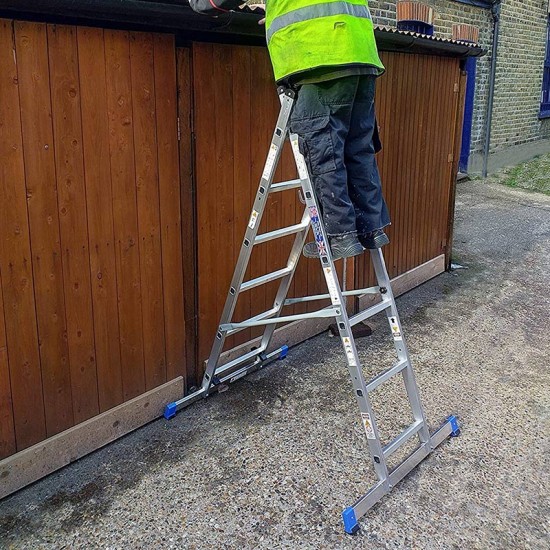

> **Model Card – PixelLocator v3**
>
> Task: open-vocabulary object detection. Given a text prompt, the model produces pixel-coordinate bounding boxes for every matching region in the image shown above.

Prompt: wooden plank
[154,34,186,383]
[212,45,235,351]
[0,376,184,500]
[0,269,16,459]
[129,32,166,390]
[411,56,428,269]
[193,43,218,366]
[248,47,269,337]
[77,26,123,411]
[0,19,47,450]
[231,45,252,347]
[48,24,99,424]
[15,21,74,437]
[176,47,198,387]
[420,55,435,266]
[104,29,146,401]
[446,69,467,268]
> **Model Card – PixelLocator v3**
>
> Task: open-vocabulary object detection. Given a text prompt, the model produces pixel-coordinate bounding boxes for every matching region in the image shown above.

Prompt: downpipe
[482,0,501,177]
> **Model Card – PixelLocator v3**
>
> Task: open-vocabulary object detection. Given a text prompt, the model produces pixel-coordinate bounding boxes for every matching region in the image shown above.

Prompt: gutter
[0,1,263,39]
[0,0,485,57]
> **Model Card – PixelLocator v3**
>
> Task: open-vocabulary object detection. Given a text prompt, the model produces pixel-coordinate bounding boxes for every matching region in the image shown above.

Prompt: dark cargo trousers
[289,75,390,238]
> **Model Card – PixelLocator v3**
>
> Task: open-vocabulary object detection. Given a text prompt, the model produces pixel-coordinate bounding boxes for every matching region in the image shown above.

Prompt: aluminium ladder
[164,87,460,534]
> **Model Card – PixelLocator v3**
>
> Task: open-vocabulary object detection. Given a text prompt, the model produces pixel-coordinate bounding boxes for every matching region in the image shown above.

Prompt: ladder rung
[284,286,380,306]
[349,298,392,326]
[383,419,424,458]
[225,306,280,336]
[220,306,338,331]
[270,179,301,193]
[366,359,408,393]
[255,221,309,245]
[240,267,293,292]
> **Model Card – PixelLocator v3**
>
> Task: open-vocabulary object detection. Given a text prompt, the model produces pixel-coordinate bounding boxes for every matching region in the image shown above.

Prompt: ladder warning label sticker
[248,210,259,229]
[262,144,279,181]
[308,207,329,258]
[389,317,402,341]
[324,267,341,305]
[291,139,309,180]
[342,337,357,366]
[361,413,376,439]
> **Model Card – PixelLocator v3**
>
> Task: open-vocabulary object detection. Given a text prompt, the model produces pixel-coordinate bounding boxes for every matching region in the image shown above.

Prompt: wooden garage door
[355,52,464,287]
[0,20,191,457]
[191,43,348,363]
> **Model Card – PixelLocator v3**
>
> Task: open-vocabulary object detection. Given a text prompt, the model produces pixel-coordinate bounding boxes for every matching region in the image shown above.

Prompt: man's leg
[345,75,390,248]
[289,77,363,259]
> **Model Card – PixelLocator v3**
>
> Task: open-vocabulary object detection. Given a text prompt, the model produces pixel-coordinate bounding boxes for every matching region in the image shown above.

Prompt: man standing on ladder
[262,0,391,260]
[191,0,389,259]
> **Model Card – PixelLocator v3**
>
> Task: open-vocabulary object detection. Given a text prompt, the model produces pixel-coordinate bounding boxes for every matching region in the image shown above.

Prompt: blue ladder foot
[342,507,360,535]
[279,345,289,360]
[164,402,177,420]
[447,415,461,437]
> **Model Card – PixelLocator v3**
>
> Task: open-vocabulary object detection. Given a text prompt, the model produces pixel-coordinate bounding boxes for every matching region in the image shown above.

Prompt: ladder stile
[163,86,460,535]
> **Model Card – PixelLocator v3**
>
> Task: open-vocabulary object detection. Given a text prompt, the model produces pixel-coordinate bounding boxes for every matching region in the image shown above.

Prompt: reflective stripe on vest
[266,1,372,44]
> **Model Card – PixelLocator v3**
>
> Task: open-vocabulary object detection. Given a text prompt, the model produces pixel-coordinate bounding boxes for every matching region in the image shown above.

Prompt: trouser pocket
[290,114,336,176]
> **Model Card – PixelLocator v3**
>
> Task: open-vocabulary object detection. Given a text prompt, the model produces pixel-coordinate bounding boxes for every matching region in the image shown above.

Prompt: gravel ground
[1,180,549,549]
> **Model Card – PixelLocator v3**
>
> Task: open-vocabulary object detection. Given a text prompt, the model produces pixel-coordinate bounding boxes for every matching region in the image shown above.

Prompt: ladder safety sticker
[361,413,376,439]
[248,210,259,229]
[389,317,403,341]
[308,206,329,257]
[342,337,357,366]
[324,267,341,305]
[262,144,279,181]
[291,138,308,180]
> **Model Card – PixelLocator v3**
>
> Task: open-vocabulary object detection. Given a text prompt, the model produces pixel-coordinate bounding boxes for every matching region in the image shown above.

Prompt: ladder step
[383,419,424,458]
[225,306,280,336]
[269,179,302,193]
[349,298,392,326]
[366,359,408,393]
[240,267,293,292]
[284,286,380,306]
[255,221,309,245]
[220,306,339,332]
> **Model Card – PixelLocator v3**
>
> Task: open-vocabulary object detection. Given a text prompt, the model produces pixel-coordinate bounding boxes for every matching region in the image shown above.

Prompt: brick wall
[253,0,550,165]
[489,0,550,152]
[369,0,494,156]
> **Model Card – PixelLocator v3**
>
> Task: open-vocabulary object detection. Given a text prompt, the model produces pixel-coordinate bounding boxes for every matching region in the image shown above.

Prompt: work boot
[358,229,390,249]
[303,234,364,260]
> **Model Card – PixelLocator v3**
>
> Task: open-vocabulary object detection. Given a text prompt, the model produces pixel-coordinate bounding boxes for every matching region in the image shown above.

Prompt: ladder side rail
[201,92,295,392]
[290,133,391,486]
[258,207,311,352]
[369,249,431,444]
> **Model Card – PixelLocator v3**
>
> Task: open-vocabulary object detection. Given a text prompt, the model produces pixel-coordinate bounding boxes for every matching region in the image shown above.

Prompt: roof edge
[0,1,485,57]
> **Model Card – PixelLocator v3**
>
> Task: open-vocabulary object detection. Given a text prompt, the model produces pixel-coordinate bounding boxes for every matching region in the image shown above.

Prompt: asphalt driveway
[1,180,549,549]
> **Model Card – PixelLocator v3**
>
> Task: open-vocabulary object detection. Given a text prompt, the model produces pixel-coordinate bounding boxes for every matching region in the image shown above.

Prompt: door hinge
[448,153,454,163]
[177,116,181,141]
[454,82,460,93]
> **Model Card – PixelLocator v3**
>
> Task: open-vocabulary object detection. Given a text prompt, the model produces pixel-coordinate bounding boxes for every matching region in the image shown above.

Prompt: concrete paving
[1,180,549,549]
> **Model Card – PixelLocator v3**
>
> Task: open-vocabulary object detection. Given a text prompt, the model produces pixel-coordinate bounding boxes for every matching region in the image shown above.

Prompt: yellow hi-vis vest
[265,0,384,83]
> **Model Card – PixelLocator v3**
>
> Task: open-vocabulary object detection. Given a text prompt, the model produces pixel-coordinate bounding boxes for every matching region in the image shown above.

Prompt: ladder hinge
[177,116,181,141]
